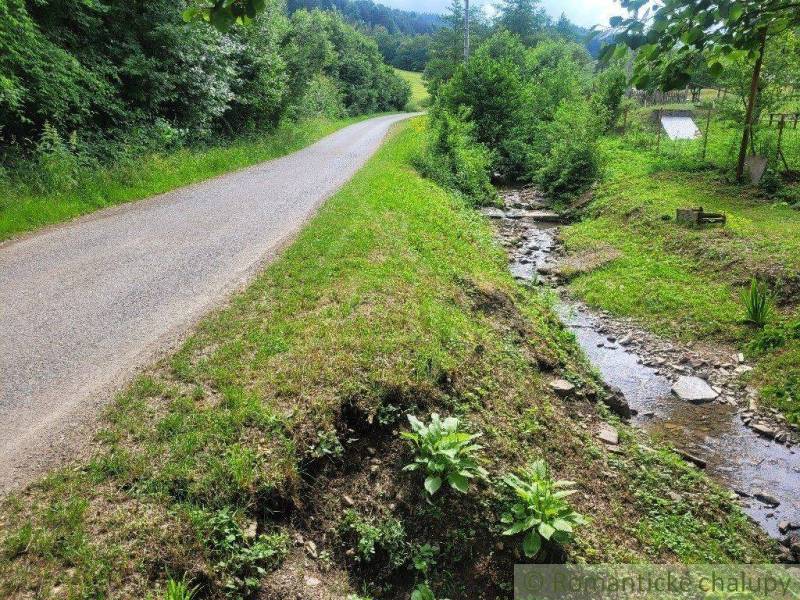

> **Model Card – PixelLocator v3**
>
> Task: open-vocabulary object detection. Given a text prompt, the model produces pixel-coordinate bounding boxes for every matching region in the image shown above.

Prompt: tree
[424,0,490,93]
[606,0,800,181]
[184,0,269,31]
[494,0,548,45]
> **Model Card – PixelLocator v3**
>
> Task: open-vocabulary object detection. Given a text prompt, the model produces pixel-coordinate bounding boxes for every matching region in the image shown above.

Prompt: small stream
[484,191,800,540]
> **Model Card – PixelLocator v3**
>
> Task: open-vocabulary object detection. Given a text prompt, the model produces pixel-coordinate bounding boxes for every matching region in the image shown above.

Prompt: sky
[382,0,624,29]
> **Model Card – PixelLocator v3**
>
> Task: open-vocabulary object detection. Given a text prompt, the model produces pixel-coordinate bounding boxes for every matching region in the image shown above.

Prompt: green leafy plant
[402,414,488,496]
[341,510,408,567]
[743,278,773,329]
[411,583,434,600]
[411,543,436,575]
[164,577,196,600]
[500,460,586,558]
[309,429,344,459]
[193,508,289,597]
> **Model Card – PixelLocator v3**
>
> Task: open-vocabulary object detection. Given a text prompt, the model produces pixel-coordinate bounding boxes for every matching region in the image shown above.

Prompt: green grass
[0,118,775,599]
[394,68,429,111]
[0,116,367,242]
[561,132,800,420]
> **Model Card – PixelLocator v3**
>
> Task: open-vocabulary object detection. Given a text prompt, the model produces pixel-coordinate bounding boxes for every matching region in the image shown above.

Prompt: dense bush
[536,99,603,199]
[414,108,496,206]
[429,32,604,199]
[0,0,409,177]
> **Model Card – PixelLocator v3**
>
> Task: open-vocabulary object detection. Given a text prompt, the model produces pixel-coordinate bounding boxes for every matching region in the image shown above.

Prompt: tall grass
[0,116,365,242]
[743,278,773,329]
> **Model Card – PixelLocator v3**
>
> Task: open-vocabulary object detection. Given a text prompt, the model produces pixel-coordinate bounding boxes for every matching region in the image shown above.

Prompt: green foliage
[430,33,603,198]
[759,168,783,198]
[192,507,289,598]
[341,510,408,567]
[0,1,407,180]
[494,0,549,46]
[500,460,586,558]
[414,109,495,206]
[401,413,488,496]
[439,33,526,155]
[742,278,773,329]
[184,0,269,31]
[607,0,800,91]
[33,123,79,194]
[412,582,450,600]
[411,543,437,575]
[592,65,628,130]
[748,320,800,355]
[309,428,344,459]
[164,577,197,600]
[536,99,603,200]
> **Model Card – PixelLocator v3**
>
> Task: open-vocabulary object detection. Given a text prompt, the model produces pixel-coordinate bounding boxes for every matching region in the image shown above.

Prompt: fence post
[622,105,629,136]
[702,104,713,162]
[656,109,662,152]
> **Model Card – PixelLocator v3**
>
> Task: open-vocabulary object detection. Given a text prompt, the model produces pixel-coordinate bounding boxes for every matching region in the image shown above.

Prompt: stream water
[485,195,800,540]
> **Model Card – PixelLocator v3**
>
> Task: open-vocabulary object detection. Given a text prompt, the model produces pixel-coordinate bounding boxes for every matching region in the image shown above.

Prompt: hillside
[287,0,443,34]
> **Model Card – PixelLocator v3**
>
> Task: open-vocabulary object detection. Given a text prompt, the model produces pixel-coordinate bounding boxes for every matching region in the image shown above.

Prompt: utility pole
[464,0,470,62]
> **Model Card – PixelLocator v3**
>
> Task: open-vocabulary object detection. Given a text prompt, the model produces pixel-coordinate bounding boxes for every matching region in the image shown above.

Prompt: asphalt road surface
[0,113,414,491]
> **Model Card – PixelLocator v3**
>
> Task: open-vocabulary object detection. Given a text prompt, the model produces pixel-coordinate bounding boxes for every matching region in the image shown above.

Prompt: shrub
[401,413,488,496]
[759,168,783,198]
[191,507,289,597]
[33,123,79,194]
[500,460,586,558]
[341,510,408,567]
[592,65,627,131]
[414,109,496,206]
[743,278,773,329]
[292,74,345,120]
[536,99,602,200]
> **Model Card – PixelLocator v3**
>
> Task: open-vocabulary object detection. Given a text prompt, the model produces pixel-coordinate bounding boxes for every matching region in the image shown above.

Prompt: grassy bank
[395,69,429,111]
[0,118,775,599]
[561,135,800,423]
[0,116,368,242]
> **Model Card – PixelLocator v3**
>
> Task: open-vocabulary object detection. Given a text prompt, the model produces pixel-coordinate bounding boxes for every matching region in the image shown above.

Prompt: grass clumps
[743,278,774,329]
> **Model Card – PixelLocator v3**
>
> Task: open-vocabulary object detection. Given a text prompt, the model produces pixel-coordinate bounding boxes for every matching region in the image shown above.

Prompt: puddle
[484,198,800,538]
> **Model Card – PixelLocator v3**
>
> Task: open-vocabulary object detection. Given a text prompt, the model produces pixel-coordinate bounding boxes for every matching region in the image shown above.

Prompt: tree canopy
[606,0,800,90]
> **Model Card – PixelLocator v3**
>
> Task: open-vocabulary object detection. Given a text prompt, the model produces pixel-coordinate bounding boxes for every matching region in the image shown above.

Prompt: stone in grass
[549,379,576,397]
[596,422,619,446]
[671,376,719,403]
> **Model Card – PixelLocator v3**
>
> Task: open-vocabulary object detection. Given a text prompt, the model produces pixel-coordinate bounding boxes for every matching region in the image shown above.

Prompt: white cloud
[382,0,624,29]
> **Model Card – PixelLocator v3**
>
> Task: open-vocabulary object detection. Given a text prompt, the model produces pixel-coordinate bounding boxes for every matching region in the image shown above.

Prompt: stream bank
[483,188,800,552]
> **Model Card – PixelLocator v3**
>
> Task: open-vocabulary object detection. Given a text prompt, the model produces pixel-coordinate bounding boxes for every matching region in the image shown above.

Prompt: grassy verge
[0,116,369,242]
[0,118,775,600]
[561,135,800,423]
[395,68,429,111]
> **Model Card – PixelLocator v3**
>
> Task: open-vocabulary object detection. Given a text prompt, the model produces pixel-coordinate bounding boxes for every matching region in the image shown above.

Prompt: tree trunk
[463,0,470,61]
[736,29,768,183]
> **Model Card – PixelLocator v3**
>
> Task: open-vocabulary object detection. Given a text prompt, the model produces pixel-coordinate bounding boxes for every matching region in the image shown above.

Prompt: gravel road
[0,113,414,491]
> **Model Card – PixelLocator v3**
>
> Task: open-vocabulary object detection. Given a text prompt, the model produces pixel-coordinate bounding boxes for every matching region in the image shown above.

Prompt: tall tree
[606,0,800,181]
[494,0,548,45]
